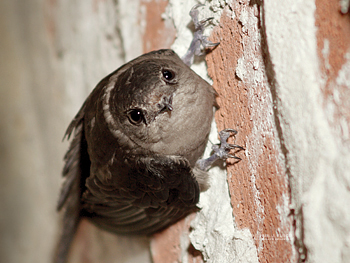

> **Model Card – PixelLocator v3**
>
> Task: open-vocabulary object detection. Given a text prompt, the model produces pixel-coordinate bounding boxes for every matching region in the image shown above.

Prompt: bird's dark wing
[57,73,108,212]
[55,104,90,263]
[82,155,200,235]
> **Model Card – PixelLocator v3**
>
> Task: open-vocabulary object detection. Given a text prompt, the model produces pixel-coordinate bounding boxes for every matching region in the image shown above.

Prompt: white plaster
[321,39,331,70]
[264,0,350,262]
[326,52,350,143]
[236,57,245,80]
[168,1,260,262]
[190,120,259,263]
[118,0,143,61]
[340,0,350,14]
[336,51,350,86]
[234,0,294,255]
[168,0,224,62]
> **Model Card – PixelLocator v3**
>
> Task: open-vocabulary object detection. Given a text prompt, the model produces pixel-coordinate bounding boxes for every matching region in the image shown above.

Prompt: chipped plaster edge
[167,1,259,262]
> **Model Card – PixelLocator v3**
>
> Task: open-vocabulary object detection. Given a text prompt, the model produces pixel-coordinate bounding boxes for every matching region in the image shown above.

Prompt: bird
[55,5,242,263]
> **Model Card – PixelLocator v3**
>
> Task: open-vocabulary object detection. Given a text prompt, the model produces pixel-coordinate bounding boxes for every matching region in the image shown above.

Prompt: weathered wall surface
[264,0,350,262]
[1,0,349,263]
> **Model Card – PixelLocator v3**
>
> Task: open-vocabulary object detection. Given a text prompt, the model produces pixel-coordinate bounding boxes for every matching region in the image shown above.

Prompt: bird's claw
[182,4,220,66]
[213,128,244,161]
[196,128,243,171]
[227,154,241,160]
[189,4,204,23]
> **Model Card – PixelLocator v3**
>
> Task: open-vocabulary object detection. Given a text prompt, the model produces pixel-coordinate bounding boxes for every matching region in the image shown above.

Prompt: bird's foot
[182,4,219,66]
[196,129,244,171]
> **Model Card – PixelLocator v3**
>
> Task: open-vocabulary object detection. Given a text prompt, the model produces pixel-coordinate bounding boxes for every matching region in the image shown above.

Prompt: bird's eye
[127,109,144,125]
[162,69,175,82]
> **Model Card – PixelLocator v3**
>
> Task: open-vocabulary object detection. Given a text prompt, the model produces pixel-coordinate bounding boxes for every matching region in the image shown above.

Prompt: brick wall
[1,1,349,262]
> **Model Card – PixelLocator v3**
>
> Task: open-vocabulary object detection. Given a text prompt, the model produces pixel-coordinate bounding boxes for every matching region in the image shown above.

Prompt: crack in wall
[259,2,306,262]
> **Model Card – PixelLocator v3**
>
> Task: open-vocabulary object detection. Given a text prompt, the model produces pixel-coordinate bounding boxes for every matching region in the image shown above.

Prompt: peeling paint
[4,0,349,262]
[207,1,295,262]
[265,0,350,262]
[340,0,350,13]
[159,1,261,262]
[190,120,259,263]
